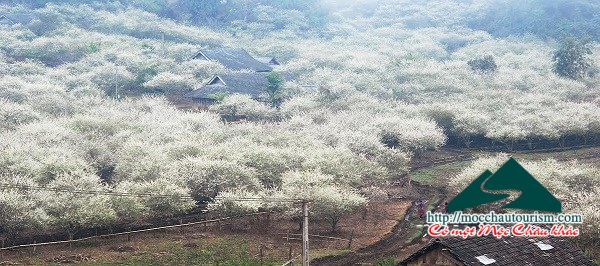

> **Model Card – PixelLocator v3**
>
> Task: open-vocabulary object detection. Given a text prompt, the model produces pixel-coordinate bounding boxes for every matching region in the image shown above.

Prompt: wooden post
[69,232,73,248]
[288,245,293,262]
[302,200,309,266]
[179,218,184,234]
[347,230,354,249]
[266,212,271,232]
[127,228,132,242]
[33,240,37,254]
[260,245,264,266]
[1,238,4,259]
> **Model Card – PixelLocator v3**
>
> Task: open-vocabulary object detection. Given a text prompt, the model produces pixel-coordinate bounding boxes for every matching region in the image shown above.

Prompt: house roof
[400,235,595,266]
[256,56,280,66]
[185,72,294,100]
[185,72,271,99]
[0,13,37,25]
[192,48,273,72]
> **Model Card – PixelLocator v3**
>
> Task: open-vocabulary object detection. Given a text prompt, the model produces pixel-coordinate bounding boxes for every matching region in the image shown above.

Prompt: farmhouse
[0,13,38,25]
[256,56,281,66]
[399,235,595,266]
[184,72,274,108]
[192,48,273,72]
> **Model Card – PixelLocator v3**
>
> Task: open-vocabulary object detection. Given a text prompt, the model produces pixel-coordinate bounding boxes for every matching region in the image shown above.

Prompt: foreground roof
[192,48,272,72]
[185,72,270,99]
[400,235,595,266]
[185,72,295,100]
[256,56,280,66]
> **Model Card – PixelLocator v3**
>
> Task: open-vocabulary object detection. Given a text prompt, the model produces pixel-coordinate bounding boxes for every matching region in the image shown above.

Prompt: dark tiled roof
[256,57,280,66]
[0,13,37,25]
[192,48,272,72]
[185,72,293,100]
[185,72,270,99]
[400,235,595,266]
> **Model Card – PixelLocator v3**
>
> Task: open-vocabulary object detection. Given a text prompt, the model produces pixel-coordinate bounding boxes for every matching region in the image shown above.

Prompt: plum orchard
[0,75,432,239]
[0,1,599,243]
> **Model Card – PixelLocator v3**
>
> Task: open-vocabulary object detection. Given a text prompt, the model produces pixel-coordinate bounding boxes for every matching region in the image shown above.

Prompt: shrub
[375,257,399,266]
[142,72,196,94]
[169,157,261,201]
[210,94,277,121]
[0,100,40,130]
[0,178,50,238]
[467,55,497,74]
[279,170,367,232]
[553,37,593,80]
[116,178,195,217]
[44,172,117,233]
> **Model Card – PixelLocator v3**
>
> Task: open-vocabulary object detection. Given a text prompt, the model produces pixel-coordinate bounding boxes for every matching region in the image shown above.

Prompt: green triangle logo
[447,158,562,213]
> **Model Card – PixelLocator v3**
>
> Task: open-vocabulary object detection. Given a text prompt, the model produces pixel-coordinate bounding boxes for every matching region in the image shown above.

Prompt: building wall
[404,247,462,266]
[192,98,216,110]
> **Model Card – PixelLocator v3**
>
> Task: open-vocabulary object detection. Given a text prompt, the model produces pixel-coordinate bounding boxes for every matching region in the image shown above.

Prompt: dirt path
[312,149,476,265]
[311,184,445,266]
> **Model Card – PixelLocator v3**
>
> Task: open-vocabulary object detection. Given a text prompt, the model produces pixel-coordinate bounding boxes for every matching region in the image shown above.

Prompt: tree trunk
[559,137,565,148]
[331,217,340,233]
[463,135,471,148]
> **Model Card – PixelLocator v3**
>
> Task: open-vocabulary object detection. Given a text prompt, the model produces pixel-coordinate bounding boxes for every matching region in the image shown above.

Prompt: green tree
[553,37,593,80]
[265,71,284,107]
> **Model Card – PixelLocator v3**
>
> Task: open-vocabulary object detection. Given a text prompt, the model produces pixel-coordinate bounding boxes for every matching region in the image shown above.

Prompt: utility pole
[302,200,309,266]
[114,66,119,100]
[161,31,165,57]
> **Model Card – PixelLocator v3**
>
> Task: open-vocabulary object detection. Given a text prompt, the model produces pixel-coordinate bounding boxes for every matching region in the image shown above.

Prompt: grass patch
[374,256,399,266]
[405,223,425,244]
[405,196,440,244]
[410,161,472,186]
[309,248,353,260]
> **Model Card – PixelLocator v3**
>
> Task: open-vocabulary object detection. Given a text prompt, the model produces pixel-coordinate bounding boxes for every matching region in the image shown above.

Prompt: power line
[0,184,194,200]
[0,211,269,251]
[0,184,314,263]
[0,183,414,204]
[214,197,303,203]
[0,184,304,203]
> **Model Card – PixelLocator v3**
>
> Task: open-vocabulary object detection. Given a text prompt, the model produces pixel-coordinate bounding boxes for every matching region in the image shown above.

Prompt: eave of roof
[399,235,596,266]
[184,72,273,99]
[193,48,272,72]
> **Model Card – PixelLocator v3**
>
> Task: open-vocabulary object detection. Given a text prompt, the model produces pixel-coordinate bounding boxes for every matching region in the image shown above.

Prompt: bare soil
[0,200,411,265]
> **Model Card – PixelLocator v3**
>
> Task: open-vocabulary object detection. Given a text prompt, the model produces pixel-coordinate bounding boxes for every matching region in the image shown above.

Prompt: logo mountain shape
[447,158,562,213]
